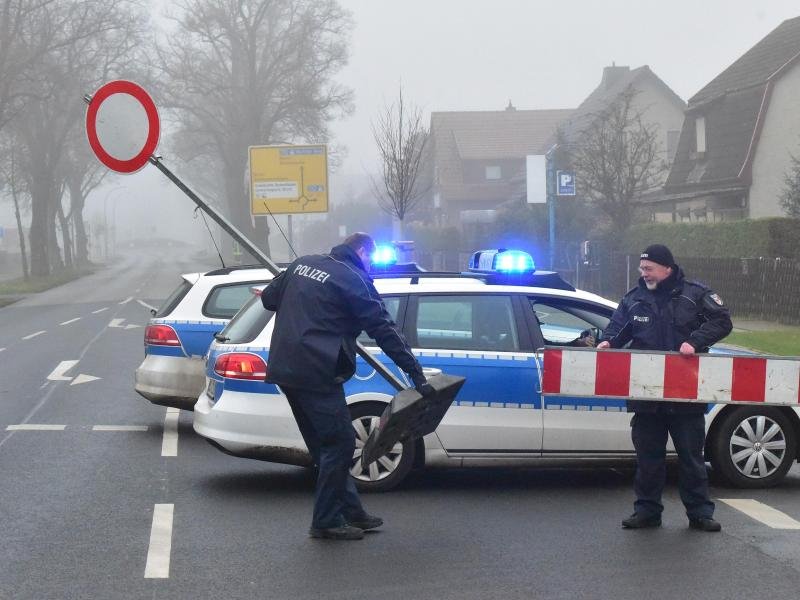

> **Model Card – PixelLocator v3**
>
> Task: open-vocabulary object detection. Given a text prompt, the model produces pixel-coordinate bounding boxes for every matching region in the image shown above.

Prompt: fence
[576,254,800,325]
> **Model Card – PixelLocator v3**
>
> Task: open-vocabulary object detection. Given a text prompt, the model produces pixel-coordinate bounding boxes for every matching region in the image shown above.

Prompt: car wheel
[349,401,415,493]
[711,407,796,488]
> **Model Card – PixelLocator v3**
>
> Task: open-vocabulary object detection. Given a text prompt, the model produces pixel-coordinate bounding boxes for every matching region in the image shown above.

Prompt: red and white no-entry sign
[85,80,160,174]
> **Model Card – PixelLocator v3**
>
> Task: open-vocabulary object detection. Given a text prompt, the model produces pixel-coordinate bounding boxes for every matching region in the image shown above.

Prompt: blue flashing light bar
[371,244,398,266]
[469,249,535,274]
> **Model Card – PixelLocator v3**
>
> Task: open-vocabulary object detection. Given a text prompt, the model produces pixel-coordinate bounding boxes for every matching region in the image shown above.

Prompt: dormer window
[485,165,502,180]
[695,116,706,154]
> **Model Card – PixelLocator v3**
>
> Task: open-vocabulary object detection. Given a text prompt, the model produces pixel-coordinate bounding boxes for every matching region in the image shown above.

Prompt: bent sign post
[542,347,800,407]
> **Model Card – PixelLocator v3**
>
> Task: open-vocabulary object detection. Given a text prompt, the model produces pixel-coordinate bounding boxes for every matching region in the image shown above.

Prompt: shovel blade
[361,373,466,469]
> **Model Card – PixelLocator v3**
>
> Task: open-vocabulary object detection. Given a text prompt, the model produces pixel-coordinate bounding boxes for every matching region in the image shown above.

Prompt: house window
[695,117,706,154]
[485,165,502,180]
[667,130,680,162]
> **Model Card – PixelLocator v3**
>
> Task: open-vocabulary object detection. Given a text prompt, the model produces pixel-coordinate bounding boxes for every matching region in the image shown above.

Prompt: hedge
[621,218,800,259]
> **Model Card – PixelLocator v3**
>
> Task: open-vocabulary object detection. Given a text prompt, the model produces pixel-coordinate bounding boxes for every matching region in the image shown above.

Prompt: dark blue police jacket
[601,266,733,414]
[261,244,424,393]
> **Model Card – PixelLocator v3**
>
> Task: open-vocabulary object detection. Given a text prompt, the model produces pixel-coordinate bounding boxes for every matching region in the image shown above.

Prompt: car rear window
[155,280,193,318]
[218,294,274,344]
[203,282,266,319]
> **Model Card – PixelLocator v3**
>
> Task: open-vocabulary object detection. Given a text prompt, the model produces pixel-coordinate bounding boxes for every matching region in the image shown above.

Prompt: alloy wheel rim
[729,415,787,479]
[350,415,403,482]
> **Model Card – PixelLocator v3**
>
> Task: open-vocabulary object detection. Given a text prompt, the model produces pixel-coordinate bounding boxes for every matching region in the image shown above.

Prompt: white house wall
[749,60,800,218]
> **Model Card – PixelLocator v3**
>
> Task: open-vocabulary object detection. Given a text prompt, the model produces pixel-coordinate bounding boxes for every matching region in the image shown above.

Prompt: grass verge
[0,268,94,296]
[723,330,800,356]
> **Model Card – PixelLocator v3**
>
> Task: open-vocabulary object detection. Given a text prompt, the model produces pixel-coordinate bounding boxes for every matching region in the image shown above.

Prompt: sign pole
[546,154,556,270]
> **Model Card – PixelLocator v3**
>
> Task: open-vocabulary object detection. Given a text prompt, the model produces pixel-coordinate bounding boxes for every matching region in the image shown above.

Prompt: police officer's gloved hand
[412,374,435,397]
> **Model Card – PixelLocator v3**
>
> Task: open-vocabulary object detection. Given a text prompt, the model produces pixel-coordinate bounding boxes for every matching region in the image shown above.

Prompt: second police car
[193,249,800,491]
[135,265,273,410]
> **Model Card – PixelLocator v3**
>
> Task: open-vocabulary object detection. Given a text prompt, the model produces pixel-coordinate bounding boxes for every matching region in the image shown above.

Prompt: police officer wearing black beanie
[598,244,732,532]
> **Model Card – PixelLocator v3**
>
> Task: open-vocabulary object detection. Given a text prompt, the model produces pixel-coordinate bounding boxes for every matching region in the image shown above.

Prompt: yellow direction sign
[249,144,328,215]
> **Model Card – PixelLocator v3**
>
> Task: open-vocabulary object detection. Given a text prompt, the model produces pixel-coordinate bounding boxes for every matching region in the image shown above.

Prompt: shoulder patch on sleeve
[709,293,723,306]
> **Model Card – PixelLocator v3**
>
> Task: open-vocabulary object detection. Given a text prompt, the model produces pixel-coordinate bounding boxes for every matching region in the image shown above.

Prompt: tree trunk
[28,175,50,277]
[56,199,73,269]
[67,177,89,266]
[10,179,30,280]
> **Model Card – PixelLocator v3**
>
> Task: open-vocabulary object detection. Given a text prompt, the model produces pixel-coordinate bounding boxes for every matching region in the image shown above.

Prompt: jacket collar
[329,244,369,275]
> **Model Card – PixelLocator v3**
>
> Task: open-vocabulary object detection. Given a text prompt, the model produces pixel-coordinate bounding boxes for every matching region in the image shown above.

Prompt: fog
[3,0,800,272]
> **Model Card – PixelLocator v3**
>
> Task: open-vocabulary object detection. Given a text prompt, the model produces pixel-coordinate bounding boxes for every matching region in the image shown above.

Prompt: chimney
[505,99,516,111]
[601,63,630,90]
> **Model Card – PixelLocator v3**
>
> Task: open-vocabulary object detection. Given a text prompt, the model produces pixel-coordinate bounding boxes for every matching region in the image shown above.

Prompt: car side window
[529,298,611,347]
[203,283,263,319]
[415,295,519,352]
[220,294,274,344]
[357,296,402,345]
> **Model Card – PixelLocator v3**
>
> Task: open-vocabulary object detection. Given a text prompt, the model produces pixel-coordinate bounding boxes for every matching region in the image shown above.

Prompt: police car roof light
[468,249,535,274]
[371,244,398,266]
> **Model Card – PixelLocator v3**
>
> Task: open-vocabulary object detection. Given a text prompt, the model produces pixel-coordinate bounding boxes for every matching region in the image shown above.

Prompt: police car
[134,265,273,410]
[193,249,799,491]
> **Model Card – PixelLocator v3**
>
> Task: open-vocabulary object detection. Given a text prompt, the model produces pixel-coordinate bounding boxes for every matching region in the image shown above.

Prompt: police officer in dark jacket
[261,233,430,540]
[597,244,732,532]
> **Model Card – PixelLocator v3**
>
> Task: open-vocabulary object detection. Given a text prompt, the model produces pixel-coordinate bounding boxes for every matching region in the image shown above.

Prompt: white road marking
[92,425,148,431]
[144,504,174,579]
[6,424,66,431]
[60,318,81,325]
[0,347,5,353]
[47,360,79,381]
[108,318,125,328]
[22,331,45,340]
[70,374,101,386]
[137,299,157,311]
[125,324,141,330]
[119,296,134,304]
[719,499,800,529]
[161,408,179,457]
[92,307,109,314]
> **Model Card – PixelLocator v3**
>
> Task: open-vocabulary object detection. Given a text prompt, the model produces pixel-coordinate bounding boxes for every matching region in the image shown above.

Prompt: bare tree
[570,87,666,238]
[371,86,429,238]
[153,0,353,257]
[7,0,150,276]
[779,150,800,218]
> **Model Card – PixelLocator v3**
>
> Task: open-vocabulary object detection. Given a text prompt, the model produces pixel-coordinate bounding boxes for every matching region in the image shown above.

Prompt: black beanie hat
[640,244,674,267]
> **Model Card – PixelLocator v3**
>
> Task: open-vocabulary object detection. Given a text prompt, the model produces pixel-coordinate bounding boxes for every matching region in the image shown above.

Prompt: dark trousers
[282,384,365,529]
[631,412,715,520]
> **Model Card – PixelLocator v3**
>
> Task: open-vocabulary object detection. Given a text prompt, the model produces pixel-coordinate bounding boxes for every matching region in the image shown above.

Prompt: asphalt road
[2,245,800,600]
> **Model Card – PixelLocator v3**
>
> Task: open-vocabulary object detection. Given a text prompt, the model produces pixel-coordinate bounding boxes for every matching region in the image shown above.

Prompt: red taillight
[144,324,182,347]
[214,352,267,380]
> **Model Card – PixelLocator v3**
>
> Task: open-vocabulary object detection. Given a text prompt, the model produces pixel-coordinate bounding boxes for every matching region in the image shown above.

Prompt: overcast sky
[333,0,800,176]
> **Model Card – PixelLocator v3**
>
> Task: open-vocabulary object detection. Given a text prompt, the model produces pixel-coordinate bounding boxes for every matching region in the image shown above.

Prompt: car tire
[349,401,415,493]
[710,407,796,489]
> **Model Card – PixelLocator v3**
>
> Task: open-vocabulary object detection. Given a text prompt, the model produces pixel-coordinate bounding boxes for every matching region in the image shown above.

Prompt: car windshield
[218,293,274,344]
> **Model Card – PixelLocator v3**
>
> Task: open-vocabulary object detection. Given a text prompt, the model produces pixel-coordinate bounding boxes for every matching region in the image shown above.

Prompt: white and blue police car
[134,265,273,410]
[193,248,799,491]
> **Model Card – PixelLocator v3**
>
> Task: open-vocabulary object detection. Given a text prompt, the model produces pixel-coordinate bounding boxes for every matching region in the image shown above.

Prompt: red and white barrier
[541,348,800,406]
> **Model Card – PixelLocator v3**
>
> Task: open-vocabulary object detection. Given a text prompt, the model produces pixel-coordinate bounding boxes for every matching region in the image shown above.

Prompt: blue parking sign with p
[557,171,576,196]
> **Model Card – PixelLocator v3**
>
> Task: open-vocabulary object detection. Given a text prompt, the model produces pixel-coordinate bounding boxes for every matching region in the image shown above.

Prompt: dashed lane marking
[719,498,800,529]
[22,331,45,340]
[144,503,174,579]
[60,318,81,325]
[0,348,5,353]
[92,425,149,431]
[161,408,179,457]
[6,424,66,431]
[119,297,134,304]
[91,307,109,314]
